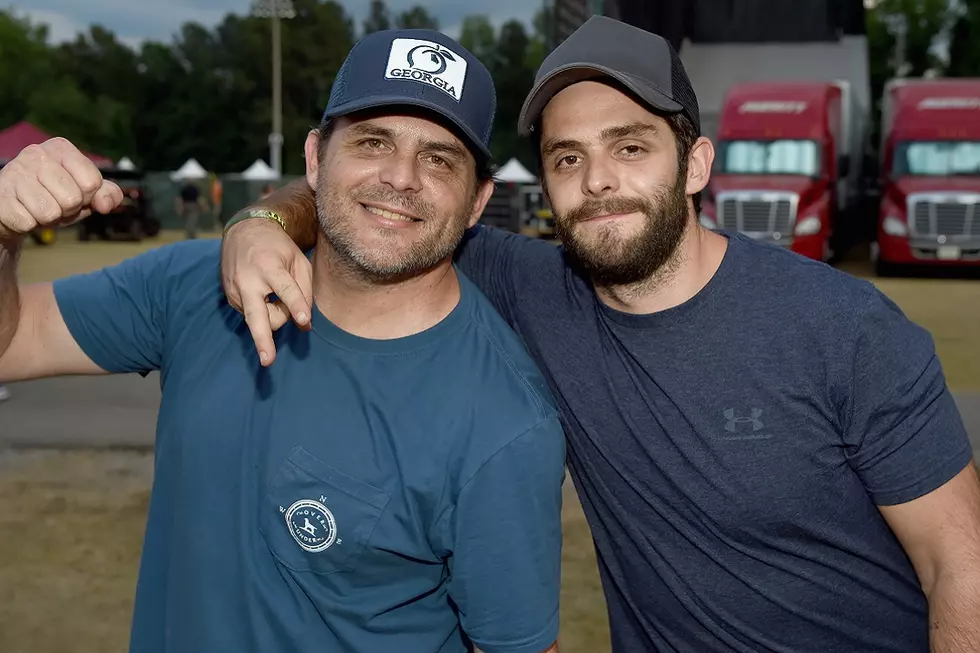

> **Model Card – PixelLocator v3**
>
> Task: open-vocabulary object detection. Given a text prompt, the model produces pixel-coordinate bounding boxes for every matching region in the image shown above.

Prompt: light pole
[251,0,295,177]
[885,12,908,78]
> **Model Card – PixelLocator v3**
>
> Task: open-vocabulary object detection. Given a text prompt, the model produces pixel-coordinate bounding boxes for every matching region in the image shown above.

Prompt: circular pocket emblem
[285,499,338,553]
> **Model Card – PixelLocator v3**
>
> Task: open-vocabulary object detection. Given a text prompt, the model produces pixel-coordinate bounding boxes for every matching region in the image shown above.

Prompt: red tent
[0,121,114,167]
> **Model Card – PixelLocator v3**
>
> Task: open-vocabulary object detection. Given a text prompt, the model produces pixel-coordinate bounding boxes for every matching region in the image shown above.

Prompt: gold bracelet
[223,209,286,235]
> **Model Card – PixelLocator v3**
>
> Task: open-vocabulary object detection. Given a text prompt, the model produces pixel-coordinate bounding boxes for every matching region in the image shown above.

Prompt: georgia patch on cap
[384,38,469,103]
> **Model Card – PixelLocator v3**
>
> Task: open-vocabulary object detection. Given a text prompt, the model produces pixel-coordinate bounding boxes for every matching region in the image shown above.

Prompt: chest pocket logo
[261,446,390,575]
[284,499,338,553]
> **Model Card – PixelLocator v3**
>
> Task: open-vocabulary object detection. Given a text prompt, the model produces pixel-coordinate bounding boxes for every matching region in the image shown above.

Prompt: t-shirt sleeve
[842,288,973,506]
[454,225,563,328]
[444,416,566,653]
[52,244,179,375]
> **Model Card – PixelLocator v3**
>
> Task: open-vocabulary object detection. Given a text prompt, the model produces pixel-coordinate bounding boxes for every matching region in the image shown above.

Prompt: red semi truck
[874,78,980,273]
[700,81,864,261]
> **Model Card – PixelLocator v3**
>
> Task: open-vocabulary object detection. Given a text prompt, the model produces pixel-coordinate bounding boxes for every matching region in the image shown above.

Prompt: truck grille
[910,197,980,237]
[716,193,798,237]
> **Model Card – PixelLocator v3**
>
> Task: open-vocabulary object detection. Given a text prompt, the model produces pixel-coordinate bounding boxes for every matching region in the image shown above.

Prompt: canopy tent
[0,121,113,167]
[117,156,137,170]
[494,157,537,184]
[241,158,279,180]
[170,158,208,181]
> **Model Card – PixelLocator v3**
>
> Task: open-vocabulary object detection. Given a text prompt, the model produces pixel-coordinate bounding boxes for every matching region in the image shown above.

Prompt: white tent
[241,159,279,180]
[170,158,207,181]
[117,156,136,170]
[494,157,536,184]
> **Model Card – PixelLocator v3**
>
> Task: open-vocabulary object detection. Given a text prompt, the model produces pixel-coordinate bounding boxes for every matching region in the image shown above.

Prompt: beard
[553,172,690,287]
[314,174,470,283]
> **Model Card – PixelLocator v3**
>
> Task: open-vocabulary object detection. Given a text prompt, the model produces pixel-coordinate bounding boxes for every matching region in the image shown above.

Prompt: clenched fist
[0,137,124,242]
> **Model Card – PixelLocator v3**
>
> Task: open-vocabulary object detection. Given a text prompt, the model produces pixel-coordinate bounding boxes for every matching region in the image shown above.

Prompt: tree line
[1,0,979,174]
[0,0,549,174]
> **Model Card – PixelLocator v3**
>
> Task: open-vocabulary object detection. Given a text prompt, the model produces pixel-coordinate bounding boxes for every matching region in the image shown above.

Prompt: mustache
[562,196,651,224]
[352,186,433,220]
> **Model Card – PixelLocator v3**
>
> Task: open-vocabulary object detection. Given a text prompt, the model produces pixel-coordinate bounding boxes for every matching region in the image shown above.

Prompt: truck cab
[875,79,980,272]
[700,82,859,261]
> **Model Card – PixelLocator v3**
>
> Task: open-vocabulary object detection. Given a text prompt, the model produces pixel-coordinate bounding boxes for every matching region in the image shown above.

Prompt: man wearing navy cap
[224,14,980,653]
[0,29,564,653]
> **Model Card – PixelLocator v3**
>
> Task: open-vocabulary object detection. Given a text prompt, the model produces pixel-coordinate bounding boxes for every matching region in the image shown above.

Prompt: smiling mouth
[363,205,421,222]
[582,212,635,223]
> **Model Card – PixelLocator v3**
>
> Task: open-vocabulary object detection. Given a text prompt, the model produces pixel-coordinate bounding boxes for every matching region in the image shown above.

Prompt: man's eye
[556,155,579,168]
[621,145,643,156]
[427,155,448,167]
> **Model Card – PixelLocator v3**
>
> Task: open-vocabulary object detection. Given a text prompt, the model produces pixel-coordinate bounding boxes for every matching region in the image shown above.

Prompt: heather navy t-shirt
[454,226,973,652]
[53,239,565,653]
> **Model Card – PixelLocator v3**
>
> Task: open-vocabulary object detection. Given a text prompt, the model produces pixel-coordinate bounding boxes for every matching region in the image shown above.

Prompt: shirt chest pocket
[259,446,391,575]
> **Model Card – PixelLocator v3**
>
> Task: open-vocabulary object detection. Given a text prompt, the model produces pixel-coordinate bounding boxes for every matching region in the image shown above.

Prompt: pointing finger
[241,288,277,366]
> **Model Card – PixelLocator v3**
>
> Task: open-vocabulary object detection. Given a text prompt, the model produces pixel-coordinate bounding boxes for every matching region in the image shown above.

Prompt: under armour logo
[724,408,764,432]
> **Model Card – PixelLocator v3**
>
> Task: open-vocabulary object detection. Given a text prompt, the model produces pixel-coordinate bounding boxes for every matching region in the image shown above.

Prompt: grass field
[2,230,978,652]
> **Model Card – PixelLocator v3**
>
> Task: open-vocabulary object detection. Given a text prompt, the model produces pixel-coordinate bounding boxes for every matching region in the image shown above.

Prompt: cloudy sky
[8,0,538,49]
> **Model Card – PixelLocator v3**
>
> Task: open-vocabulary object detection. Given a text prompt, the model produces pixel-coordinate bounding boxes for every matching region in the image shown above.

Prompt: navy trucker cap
[518,16,701,137]
[323,28,496,162]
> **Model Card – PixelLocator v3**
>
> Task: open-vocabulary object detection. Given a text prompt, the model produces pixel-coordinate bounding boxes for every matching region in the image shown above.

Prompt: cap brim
[325,95,492,162]
[518,64,684,137]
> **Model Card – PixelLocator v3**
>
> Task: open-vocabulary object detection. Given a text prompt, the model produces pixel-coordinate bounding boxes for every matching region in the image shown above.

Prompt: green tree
[363,0,391,34]
[458,15,496,67]
[395,6,438,30]
[946,0,980,77]
[491,20,536,167]
[0,12,54,132]
[865,0,953,143]
[0,2,358,173]
[526,6,554,71]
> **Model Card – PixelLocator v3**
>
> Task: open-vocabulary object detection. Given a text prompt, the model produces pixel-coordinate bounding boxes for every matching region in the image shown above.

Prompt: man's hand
[221,218,313,366]
[0,138,122,242]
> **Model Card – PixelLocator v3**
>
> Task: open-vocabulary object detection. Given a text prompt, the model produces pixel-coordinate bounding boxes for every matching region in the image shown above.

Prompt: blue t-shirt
[53,240,565,653]
[454,227,973,652]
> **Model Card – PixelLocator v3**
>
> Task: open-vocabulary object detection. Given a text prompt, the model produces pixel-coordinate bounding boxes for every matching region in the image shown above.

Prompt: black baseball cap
[518,16,701,137]
[323,28,496,162]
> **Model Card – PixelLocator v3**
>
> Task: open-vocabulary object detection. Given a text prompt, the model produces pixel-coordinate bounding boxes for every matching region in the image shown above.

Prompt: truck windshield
[717,139,820,176]
[893,141,980,176]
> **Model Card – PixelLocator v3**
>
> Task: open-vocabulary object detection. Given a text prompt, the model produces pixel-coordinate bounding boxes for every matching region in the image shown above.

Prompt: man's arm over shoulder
[442,416,566,653]
[842,287,980,651]
[0,242,183,382]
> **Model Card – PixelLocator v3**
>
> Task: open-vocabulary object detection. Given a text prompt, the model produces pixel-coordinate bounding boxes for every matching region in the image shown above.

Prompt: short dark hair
[664,111,701,216]
[530,107,702,215]
[315,115,494,183]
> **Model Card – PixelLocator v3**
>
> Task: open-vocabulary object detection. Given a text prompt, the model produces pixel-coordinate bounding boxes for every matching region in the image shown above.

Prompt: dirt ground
[2,231,978,652]
[0,451,152,653]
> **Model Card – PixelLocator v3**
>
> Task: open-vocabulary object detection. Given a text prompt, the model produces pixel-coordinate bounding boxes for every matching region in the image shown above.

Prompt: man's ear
[466,179,497,229]
[304,130,320,190]
[686,136,715,196]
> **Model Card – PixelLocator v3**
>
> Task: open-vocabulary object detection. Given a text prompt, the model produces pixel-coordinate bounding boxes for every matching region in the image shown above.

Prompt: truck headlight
[794,216,821,236]
[882,216,908,237]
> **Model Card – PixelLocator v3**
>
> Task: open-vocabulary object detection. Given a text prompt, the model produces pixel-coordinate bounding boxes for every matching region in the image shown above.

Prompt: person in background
[209,173,224,228]
[176,180,205,239]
